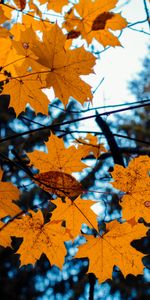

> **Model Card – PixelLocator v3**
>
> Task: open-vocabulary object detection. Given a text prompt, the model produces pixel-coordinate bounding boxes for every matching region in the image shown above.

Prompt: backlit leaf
[51,196,98,238]
[75,220,147,282]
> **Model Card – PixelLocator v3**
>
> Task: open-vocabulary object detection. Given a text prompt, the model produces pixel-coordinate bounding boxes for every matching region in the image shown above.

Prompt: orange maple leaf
[38,0,68,12]
[75,220,147,282]
[8,210,70,267]
[63,0,127,47]
[2,73,49,115]
[0,5,9,24]
[26,24,95,105]
[3,24,95,107]
[0,221,13,248]
[0,182,20,219]
[75,133,107,158]
[28,133,87,174]
[111,156,150,222]
[51,196,98,238]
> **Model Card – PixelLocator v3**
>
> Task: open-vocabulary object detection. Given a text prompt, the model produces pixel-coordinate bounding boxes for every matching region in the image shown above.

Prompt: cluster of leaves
[0,0,149,285]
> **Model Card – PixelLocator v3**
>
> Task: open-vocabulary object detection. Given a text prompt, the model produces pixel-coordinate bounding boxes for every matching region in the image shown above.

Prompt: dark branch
[96,114,125,166]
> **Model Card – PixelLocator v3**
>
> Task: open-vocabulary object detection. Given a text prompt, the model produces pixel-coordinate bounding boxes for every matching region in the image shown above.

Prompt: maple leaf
[27,24,95,105]
[63,0,127,47]
[0,182,20,219]
[0,3,12,20]
[111,156,150,222]
[51,197,98,238]
[8,210,70,267]
[34,171,83,198]
[13,0,26,11]
[0,6,10,39]
[0,26,40,81]
[75,133,107,158]
[2,70,49,115]
[2,24,95,107]
[38,0,68,12]
[0,5,9,24]
[75,220,147,282]
[0,221,12,248]
[28,133,87,174]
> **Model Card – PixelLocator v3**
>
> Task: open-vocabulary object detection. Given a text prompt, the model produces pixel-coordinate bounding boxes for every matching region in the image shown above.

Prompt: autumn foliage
[0,0,149,285]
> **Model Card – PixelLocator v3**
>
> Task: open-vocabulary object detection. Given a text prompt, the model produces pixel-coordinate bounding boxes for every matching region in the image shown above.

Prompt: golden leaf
[28,133,87,174]
[2,73,49,115]
[75,220,147,282]
[75,133,107,158]
[0,221,12,248]
[111,156,150,222]
[8,210,70,267]
[0,182,20,219]
[51,196,98,238]
[0,5,9,24]
[63,0,127,47]
[29,24,95,105]
[38,0,68,12]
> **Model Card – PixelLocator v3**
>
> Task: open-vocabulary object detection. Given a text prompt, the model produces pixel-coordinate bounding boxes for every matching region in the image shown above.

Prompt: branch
[96,114,125,166]
[0,102,150,144]
[143,0,150,30]
[85,147,150,160]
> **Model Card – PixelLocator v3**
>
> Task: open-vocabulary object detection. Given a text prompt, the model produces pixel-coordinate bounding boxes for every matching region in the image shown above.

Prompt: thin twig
[0,102,150,144]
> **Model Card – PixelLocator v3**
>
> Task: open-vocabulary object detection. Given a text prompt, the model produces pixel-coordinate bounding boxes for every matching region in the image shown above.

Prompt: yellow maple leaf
[28,24,95,105]
[0,182,20,219]
[38,0,68,12]
[0,26,40,81]
[2,24,95,107]
[51,196,98,238]
[0,5,9,24]
[0,3,12,20]
[34,171,83,198]
[0,38,12,71]
[75,220,147,282]
[0,221,12,248]
[8,210,70,267]
[75,133,107,158]
[111,156,150,222]
[63,0,127,47]
[2,73,49,115]
[28,133,87,174]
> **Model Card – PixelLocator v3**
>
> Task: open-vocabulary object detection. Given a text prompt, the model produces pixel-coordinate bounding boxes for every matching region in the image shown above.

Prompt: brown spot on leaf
[67,30,81,40]
[92,12,114,31]
[144,201,150,208]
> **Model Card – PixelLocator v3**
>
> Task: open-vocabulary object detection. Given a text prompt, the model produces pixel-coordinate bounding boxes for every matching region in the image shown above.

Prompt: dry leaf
[34,171,83,198]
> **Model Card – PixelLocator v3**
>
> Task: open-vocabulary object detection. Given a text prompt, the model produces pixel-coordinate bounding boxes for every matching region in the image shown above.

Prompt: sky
[90,0,150,107]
